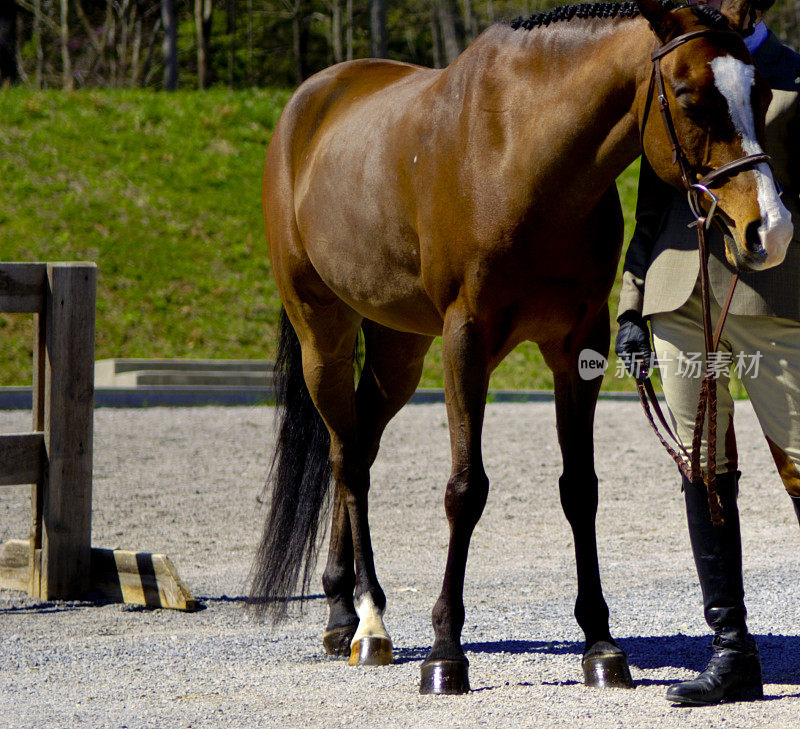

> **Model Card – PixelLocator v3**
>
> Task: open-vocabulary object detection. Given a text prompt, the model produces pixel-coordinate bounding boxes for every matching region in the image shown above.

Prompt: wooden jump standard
[0,262,194,610]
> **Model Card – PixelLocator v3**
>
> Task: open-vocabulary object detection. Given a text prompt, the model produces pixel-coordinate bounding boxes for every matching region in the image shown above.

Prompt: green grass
[0,88,641,391]
[1,88,290,386]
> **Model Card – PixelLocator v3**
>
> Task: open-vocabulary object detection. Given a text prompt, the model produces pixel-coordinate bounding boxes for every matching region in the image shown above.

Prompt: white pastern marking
[351,594,391,644]
[710,55,792,265]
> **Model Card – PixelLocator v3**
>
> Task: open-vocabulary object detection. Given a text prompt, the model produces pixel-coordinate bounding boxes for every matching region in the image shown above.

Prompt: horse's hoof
[419,659,471,695]
[322,624,358,657]
[582,641,634,688]
[348,636,393,666]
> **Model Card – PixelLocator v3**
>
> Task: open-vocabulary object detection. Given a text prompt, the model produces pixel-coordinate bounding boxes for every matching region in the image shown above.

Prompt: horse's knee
[444,470,489,526]
[559,471,599,524]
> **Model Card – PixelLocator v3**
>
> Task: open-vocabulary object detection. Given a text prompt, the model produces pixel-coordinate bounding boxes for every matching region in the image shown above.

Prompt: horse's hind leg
[322,321,433,660]
[542,307,633,689]
[321,491,358,656]
[297,303,425,666]
[355,322,433,467]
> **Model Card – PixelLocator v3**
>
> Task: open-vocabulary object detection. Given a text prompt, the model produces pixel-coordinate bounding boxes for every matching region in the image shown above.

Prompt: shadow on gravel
[394,635,800,686]
[193,593,326,610]
[620,634,800,684]
[393,639,583,665]
[0,600,112,614]
[464,639,583,656]
[0,593,327,615]
[393,646,431,663]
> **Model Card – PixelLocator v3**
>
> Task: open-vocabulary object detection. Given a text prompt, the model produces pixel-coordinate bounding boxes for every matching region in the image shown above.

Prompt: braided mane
[511,2,644,29]
[691,4,732,30]
[510,1,729,32]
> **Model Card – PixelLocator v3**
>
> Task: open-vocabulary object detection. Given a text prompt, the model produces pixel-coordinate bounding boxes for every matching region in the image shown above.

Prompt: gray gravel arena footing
[2,402,799,728]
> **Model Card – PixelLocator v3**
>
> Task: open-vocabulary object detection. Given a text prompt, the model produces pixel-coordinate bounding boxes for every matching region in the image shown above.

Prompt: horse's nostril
[744,220,764,256]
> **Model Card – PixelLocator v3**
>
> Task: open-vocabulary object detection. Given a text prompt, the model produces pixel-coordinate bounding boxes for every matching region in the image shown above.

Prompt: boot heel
[726,662,763,703]
[725,650,763,702]
[727,682,763,702]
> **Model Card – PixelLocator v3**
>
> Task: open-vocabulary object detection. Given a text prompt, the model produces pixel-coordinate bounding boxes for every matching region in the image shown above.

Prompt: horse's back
[267,58,433,172]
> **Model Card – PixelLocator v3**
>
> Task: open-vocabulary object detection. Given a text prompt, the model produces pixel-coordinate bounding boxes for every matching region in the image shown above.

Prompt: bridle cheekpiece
[645,27,771,228]
[638,25,773,526]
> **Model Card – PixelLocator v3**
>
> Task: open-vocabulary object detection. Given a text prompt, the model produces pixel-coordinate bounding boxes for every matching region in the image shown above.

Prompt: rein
[636,27,771,526]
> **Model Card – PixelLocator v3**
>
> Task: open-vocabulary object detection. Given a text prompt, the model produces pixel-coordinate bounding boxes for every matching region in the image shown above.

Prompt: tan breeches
[651,282,800,495]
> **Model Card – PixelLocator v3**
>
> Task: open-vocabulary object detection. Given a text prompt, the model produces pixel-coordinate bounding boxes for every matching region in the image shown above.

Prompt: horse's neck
[559,19,653,180]
[464,19,652,200]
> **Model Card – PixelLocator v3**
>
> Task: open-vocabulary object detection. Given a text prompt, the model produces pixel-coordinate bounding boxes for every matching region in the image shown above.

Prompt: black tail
[249,308,332,620]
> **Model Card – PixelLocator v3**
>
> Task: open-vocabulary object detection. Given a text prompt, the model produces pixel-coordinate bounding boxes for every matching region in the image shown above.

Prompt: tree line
[0,0,798,90]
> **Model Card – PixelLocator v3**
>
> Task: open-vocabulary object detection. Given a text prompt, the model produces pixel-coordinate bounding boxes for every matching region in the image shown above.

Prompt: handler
[615,0,800,705]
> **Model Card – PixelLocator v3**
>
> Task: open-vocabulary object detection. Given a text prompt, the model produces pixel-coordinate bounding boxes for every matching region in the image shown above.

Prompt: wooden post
[37,263,96,599]
[0,261,195,610]
[30,301,46,596]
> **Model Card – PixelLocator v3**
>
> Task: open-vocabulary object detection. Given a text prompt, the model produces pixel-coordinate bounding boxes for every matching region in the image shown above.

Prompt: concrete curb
[0,386,653,410]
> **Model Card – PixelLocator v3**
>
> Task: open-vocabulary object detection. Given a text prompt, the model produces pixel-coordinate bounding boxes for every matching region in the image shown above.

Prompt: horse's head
[636,0,792,271]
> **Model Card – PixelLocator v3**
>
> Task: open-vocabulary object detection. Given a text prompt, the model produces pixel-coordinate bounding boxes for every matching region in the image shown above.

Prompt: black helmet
[751,0,776,10]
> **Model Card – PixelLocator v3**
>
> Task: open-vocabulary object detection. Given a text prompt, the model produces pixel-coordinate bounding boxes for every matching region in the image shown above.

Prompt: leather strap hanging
[636,28,771,526]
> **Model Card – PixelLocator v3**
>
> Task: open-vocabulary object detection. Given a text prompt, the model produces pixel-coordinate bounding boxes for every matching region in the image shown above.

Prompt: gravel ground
[1,401,799,728]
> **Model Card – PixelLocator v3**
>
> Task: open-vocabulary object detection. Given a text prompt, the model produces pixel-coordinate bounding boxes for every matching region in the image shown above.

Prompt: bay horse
[252,0,792,694]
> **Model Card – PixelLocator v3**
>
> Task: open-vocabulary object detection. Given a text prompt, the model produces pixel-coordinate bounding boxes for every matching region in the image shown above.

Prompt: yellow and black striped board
[0,539,195,612]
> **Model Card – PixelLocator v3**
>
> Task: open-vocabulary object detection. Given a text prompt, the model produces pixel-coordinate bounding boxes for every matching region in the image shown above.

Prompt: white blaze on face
[710,55,793,267]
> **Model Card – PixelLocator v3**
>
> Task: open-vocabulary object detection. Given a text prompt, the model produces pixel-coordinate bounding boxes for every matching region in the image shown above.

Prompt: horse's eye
[676,94,710,124]
[673,84,693,103]
[674,86,704,115]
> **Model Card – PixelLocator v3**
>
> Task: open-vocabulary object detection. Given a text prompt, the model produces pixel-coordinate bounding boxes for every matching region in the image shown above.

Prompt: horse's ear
[635,0,680,43]
[718,0,753,32]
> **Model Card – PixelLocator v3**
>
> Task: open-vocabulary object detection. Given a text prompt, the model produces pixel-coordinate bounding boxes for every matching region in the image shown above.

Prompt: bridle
[644,29,771,194]
[636,27,772,526]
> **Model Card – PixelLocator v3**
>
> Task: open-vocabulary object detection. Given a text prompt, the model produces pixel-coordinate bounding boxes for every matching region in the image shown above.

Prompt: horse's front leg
[420,305,490,695]
[544,312,634,689]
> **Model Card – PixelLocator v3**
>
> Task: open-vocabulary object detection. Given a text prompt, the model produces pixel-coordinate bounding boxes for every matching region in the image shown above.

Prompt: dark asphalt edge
[0,386,653,410]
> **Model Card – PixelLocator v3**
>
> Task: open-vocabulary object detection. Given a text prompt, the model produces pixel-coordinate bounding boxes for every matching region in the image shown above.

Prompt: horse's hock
[0,262,194,610]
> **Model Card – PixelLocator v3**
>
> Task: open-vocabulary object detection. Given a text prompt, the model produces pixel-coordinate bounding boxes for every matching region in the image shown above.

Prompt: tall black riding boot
[665,471,763,705]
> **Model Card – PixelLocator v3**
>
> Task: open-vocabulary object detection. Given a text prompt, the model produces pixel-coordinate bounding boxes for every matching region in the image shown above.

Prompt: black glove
[615,312,652,381]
